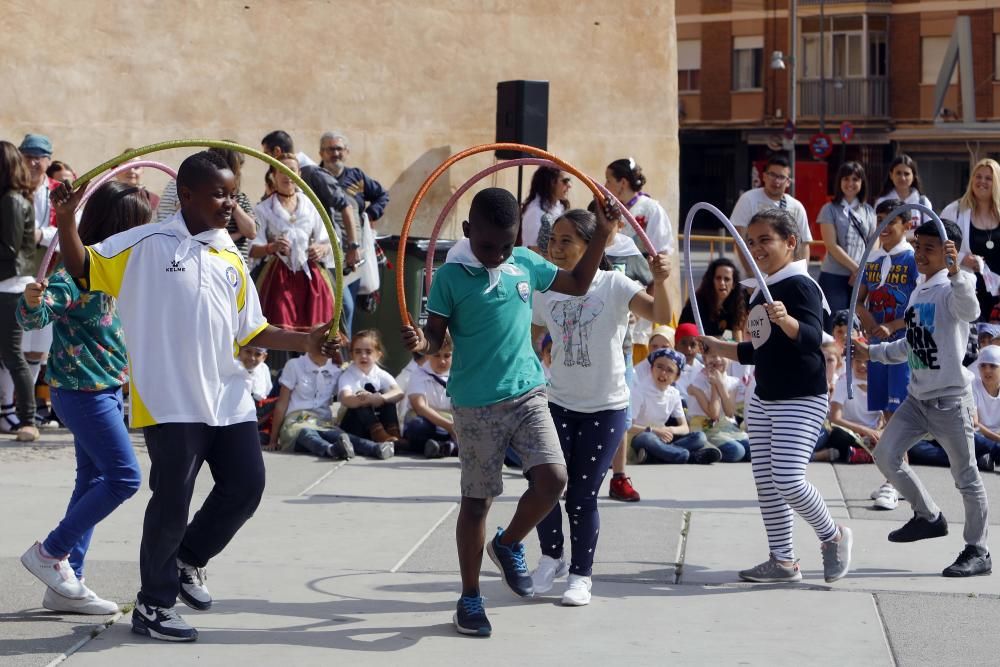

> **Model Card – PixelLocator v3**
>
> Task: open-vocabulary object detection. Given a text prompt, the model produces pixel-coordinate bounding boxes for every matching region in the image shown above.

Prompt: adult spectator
[115,150,161,210]
[46,161,76,183]
[260,130,317,169]
[604,158,674,254]
[817,161,876,319]
[730,155,811,274]
[679,257,747,340]
[945,158,1000,319]
[18,134,58,247]
[520,166,570,254]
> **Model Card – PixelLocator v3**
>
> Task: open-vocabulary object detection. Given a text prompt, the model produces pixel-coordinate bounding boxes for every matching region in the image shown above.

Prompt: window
[678,39,701,92]
[732,36,763,90]
[995,35,1000,81]
[922,36,957,85]
[869,29,887,77]
[799,15,873,80]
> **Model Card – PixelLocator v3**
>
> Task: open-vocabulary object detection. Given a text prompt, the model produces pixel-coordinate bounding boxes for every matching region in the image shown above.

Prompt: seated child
[814,354,882,464]
[539,334,553,381]
[338,330,405,444]
[686,351,750,462]
[395,351,425,426]
[971,344,1000,469]
[672,323,704,396]
[267,350,393,460]
[632,324,674,386]
[240,346,273,401]
[822,340,844,398]
[628,349,719,465]
[403,334,458,458]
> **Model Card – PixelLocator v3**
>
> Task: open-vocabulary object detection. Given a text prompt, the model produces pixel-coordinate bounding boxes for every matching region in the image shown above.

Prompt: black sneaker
[177,559,212,610]
[453,595,492,636]
[131,601,198,642]
[424,439,444,458]
[888,512,949,543]
[942,545,992,577]
[977,453,994,473]
[690,447,723,465]
[331,434,355,460]
[486,528,534,597]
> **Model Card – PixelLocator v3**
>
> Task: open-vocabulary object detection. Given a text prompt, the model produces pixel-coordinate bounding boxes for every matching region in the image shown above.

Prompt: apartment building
[677,0,1000,229]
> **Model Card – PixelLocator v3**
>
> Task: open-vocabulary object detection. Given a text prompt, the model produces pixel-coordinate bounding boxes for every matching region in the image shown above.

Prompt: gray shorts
[452,386,565,499]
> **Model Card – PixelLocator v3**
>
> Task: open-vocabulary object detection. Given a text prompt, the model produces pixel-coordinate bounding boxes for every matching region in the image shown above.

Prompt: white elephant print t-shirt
[532,270,645,412]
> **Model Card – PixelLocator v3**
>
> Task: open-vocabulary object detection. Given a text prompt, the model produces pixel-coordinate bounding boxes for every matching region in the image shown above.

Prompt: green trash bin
[353,235,456,374]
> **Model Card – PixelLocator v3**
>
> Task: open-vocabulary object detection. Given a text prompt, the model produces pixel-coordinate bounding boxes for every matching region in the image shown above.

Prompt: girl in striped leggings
[701,209,853,584]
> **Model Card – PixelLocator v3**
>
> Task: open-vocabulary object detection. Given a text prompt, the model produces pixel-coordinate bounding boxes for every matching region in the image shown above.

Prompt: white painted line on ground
[297,460,347,497]
[44,610,123,667]
[389,502,458,573]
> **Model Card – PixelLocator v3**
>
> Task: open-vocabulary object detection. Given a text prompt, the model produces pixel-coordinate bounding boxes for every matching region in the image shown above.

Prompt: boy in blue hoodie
[855,219,990,577]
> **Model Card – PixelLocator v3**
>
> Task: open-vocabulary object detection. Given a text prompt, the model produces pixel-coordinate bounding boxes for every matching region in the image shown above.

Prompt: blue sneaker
[453,595,492,636]
[487,528,534,597]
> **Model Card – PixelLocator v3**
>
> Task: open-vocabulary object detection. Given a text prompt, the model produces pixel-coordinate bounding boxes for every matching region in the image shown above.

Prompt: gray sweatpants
[874,389,989,550]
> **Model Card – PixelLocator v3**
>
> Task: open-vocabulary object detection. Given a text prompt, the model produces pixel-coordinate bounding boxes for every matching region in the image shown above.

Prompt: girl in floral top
[16,180,151,615]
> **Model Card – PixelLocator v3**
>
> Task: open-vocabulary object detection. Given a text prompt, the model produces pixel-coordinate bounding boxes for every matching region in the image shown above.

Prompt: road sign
[839,121,855,143]
[783,120,796,140]
[809,133,833,159]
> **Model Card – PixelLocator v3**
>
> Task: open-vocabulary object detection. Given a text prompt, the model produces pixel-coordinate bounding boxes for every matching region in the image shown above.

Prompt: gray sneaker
[821,525,853,583]
[738,555,802,583]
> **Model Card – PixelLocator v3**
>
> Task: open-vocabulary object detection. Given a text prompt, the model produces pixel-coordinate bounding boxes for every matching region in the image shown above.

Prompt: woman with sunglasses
[521,166,571,255]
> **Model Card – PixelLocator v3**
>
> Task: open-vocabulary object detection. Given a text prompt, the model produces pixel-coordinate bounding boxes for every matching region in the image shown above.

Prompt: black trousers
[138,421,265,607]
[0,292,35,423]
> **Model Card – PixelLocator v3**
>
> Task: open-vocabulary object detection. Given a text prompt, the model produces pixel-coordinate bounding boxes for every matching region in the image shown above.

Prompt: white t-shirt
[279,355,341,420]
[685,371,741,419]
[730,188,812,244]
[520,197,564,248]
[244,362,273,401]
[622,194,674,254]
[630,375,685,427]
[34,181,58,247]
[532,270,644,412]
[674,357,705,396]
[85,212,268,428]
[407,366,452,414]
[831,374,880,430]
[973,377,1000,432]
[338,363,398,398]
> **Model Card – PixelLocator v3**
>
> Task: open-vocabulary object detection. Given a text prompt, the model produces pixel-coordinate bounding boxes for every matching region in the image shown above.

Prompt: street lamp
[769,0,796,196]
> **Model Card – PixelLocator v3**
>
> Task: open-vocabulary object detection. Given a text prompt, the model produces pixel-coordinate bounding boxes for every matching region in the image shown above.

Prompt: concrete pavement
[2,429,998,666]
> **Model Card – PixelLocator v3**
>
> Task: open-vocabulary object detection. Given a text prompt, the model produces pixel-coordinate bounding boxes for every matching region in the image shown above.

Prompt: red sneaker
[609,476,640,502]
[848,446,874,464]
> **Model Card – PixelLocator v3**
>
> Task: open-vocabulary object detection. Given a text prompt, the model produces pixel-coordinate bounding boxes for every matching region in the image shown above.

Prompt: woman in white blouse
[520,166,571,254]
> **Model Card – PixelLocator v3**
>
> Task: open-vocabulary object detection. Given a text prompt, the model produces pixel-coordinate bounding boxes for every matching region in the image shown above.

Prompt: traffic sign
[839,121,854,143]
[809,133,833,159]
[783,119,796,140]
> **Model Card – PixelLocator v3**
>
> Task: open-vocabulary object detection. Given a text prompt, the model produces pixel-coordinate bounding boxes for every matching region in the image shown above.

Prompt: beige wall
[2,0,678,250]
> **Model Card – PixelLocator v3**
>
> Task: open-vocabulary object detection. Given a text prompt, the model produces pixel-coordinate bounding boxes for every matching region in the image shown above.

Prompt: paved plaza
[2,429,998,666]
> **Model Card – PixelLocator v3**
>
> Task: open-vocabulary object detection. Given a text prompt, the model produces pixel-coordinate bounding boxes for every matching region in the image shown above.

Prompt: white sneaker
[43,585,119,615]
[177,559,212,610]
[560,574,592,606]
[873,484,900,511]
[21,542,86,600]
[530,555,569,594]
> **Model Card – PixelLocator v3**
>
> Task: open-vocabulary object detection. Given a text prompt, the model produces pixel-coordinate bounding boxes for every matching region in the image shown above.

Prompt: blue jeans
[909,435,999,467]
[623,348,635,430]
[818,271,852,331]
[632,430,710,464]
[45,387,141,578]
[295,426,383,458]
[717,438,749,462]
[342,280,360,336]
[404,416,453,449]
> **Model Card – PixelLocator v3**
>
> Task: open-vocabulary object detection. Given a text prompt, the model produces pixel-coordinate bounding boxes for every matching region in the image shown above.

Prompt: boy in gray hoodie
[855,219,990,577]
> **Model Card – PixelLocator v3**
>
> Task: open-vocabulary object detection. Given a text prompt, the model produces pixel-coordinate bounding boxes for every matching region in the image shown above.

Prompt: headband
[648,347,685,372]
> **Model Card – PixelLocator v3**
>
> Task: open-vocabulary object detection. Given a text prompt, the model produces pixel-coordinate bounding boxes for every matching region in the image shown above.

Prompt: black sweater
[736,275,827,400]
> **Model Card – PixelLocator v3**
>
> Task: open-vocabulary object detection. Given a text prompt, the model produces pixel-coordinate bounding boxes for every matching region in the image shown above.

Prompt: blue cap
[18,133,53,157]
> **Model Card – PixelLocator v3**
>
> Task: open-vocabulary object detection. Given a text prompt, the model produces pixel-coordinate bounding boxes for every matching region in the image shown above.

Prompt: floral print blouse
[16,267,128,391]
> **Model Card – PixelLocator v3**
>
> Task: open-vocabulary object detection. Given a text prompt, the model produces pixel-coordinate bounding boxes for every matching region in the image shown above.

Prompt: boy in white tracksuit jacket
[856,219,990,578]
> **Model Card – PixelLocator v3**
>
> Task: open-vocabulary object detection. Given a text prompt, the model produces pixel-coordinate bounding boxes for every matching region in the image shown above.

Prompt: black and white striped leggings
[745,393,837,561]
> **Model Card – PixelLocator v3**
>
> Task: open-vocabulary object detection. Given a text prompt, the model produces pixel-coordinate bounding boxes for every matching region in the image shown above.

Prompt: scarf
[445,238,524,294]
[263,194,311,277]
[740,259,831,314]
[607,233,642,258]
[161,213,233,264]
[867,238,914,288]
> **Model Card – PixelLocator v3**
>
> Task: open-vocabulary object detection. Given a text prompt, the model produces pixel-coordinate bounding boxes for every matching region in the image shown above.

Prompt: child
[822,340,844,397]
[972,344,1000,468]
[701,208,852,584]
[17,181,149,615]
[51,151,340,642]
[403,334,457,458]
[628,349,719,464]
[977,323,1000,352]
[673,322,704,396]
[856,199,918,510]
[239,346,272,402]
[401,187,617,636]
[854,218,991,578]
[529,207,671,605]
[874,154,933,229]
[538,334,553,379]
[822,354,882,465]
[338,330,405,444]
[686,351,750,462]
[631,324,674,387]
[267,349,391,460]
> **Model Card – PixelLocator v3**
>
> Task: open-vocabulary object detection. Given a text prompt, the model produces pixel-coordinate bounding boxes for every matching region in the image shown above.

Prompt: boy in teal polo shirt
[402,188,618,636]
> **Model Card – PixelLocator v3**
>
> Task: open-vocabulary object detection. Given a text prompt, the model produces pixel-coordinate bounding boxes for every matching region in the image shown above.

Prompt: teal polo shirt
[426,247,558,407]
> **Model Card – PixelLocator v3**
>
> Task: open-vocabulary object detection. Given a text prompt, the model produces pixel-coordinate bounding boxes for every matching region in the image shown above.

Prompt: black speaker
[495,80,549,159]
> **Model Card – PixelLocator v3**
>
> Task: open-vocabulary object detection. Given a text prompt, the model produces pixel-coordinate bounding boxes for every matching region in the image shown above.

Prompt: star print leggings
[535,402,627,577]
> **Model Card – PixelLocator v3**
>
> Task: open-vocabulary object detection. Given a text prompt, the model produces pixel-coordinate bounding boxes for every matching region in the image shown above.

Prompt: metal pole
[819,0,826,135]
[789,0,797,196]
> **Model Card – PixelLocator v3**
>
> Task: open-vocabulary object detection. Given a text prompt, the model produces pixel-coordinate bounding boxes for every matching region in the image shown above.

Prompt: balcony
[798,77,888,118]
